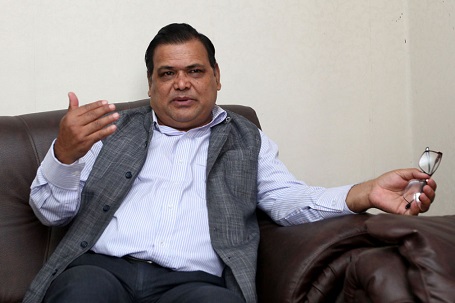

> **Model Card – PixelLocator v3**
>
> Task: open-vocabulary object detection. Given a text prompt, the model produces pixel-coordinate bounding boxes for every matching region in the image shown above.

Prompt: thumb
[67,92,79,110]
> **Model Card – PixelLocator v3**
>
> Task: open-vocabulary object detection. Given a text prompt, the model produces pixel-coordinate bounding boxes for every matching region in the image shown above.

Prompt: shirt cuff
[313,184,356,216]
[40,141,85,190]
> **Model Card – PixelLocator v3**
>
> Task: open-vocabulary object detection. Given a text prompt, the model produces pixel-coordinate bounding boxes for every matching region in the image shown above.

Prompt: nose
[173,71,190,90]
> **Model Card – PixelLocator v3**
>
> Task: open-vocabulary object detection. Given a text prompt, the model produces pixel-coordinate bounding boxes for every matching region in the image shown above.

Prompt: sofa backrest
[0,99,261,303]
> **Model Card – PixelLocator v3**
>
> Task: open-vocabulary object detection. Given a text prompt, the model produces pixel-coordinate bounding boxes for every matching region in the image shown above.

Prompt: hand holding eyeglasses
[346,147,441,215]
[403,147,443,210]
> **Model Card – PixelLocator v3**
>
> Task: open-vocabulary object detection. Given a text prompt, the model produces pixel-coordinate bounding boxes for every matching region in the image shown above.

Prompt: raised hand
[54,92,120,164]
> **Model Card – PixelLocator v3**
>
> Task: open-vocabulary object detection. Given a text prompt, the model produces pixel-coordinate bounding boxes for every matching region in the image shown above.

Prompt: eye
[159,71,174,78]
[188,68,205,77]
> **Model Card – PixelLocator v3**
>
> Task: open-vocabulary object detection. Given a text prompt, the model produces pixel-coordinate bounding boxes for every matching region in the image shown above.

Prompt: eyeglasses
[404,147,443,210]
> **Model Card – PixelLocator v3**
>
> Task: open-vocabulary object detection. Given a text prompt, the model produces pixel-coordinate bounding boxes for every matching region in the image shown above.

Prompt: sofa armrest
[364,214,455,302]
[344,246,415,303]
[256,211,380,303]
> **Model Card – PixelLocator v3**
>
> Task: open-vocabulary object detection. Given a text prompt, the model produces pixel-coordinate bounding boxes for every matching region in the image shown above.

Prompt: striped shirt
[30,105,353,277]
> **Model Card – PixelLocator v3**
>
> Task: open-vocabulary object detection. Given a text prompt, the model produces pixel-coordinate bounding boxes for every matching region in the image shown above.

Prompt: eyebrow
[157,63,205,72]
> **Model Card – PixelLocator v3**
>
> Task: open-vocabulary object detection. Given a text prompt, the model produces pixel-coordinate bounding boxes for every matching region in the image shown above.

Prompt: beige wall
[407,1,455,216]
[1,1,453,215]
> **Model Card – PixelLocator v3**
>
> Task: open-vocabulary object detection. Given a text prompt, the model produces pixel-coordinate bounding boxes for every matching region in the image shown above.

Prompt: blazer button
[80,241,88,248]
[125,171,133,179]
[102,205,110,212]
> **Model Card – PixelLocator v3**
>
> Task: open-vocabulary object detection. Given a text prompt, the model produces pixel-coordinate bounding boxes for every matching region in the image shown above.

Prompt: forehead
[153,39,210,69]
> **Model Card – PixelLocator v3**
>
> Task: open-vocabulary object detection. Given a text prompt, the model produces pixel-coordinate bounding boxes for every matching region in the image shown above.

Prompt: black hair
[145,23,217,78]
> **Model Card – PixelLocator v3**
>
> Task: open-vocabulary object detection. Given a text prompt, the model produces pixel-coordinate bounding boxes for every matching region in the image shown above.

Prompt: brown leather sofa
[1,99,455,303]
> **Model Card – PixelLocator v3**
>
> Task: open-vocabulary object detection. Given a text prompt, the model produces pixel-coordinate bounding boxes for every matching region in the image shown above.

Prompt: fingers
[65,91,119,130]
[67,111,119,142]
[83,113,119,141]
[67,93,117,127]
[77,103,119,134]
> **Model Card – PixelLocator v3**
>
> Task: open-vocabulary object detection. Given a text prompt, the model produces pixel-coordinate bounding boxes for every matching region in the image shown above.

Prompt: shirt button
[125,171,133,179]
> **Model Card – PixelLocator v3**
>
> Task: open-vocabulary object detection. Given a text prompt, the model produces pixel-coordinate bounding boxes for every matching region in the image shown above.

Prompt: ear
[147,72,152,97]
[214,63,221,91]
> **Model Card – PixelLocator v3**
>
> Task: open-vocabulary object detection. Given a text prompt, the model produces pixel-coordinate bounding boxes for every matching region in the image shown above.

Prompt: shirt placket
[154,133,192,266]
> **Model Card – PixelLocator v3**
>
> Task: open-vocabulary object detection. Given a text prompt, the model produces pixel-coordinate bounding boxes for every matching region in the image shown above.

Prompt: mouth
[172,96,196,106]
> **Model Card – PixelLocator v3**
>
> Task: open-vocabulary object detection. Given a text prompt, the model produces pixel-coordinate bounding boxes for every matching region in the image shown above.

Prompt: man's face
[148,39,221,131]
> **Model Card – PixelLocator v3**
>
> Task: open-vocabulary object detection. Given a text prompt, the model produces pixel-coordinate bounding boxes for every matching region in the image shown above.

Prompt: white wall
[1,0,453,215]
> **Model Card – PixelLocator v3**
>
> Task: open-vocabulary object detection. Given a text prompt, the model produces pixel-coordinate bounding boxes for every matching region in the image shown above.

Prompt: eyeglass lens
[418,147,443,176]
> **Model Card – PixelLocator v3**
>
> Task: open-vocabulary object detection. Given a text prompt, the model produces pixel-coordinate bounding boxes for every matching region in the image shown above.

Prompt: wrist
[54,140,76,164]
[346,180,374,213]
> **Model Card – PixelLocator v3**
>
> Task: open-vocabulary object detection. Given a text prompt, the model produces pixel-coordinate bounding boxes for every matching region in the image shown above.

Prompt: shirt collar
[152,105,227,136]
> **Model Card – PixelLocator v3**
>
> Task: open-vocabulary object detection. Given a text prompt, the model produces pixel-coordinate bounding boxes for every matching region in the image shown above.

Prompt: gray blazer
[24,105,262,303]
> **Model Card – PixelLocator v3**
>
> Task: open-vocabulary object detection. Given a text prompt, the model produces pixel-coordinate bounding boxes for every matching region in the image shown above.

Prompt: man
[24,23,436,303]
